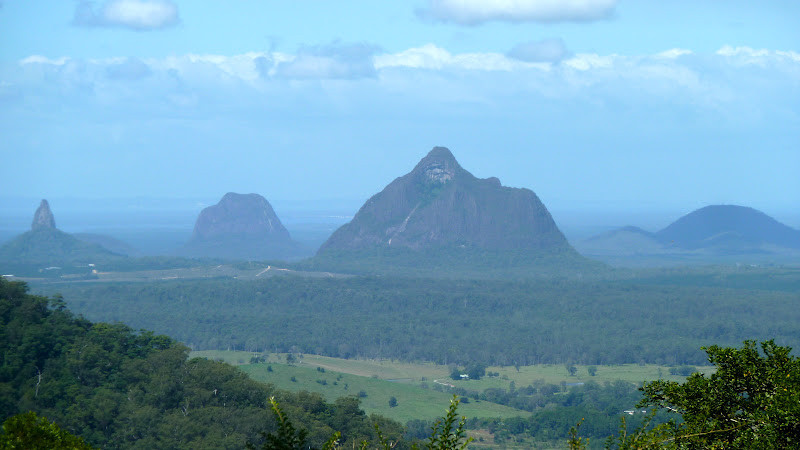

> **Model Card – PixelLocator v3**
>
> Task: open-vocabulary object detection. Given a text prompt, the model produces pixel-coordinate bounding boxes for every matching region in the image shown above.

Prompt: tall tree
[609,340,800,448]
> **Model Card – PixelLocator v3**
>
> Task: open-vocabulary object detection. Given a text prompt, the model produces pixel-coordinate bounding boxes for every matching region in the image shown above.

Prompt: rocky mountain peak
[191,192,290,241]
[319,146,574,255]
[412,147,462,185]
[31,199,56,230]
[180,192,302,260]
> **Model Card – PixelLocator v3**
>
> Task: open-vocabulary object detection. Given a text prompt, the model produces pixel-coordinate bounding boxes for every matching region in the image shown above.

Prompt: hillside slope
[179,192,305,260]
[312,147,593,275]
[656,205,800,251]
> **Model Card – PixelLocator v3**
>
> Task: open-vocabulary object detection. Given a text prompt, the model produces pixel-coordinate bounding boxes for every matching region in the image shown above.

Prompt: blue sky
[1,0,798,218]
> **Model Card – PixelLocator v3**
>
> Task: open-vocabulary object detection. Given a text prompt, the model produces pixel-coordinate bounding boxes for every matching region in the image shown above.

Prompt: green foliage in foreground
[601,340,800,448]
[418,397,473,450]
[0,411,93,450]
[247,397,341,450]
[250,396,472,450]
[0,278,406,449]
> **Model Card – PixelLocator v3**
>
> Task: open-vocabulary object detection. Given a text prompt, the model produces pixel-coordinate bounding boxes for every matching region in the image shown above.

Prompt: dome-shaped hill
[655,205,800,250]
[178,192,304,260]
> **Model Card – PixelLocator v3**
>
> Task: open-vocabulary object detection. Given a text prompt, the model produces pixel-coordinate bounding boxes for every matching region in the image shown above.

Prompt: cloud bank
[419,0,618,25]
[73,0,179,31]
[8,44,796,133]
[507,39,570,62]
[274,43,379,80]
[3,45,798,210]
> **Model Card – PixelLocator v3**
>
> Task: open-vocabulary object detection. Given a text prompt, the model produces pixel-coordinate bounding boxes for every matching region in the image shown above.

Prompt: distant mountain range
[577,205,800,264]
[311,147,593,274]
[656,205,800,251]
[177,192,305,260]
[73,233,142,257]
[4,166,793,274]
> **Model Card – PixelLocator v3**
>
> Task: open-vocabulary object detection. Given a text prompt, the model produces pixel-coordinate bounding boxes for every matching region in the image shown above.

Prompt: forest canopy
[41,269,800,366]
[0,277,406,449]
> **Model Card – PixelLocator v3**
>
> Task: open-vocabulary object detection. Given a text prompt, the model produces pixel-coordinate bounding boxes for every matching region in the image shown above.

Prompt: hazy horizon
[2,194,799,249]
[2,1,798,223]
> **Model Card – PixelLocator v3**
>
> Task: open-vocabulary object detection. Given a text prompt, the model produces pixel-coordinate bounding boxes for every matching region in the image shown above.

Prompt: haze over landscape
[1,1,800,448]
[1,0,798,234]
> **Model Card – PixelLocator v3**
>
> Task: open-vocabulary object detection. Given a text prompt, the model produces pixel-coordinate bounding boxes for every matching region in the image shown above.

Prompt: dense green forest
[40,268,800,366]
[436,379,655,445]
[0,278,407,449]
[300,245,603,279]
[5,270,800,448]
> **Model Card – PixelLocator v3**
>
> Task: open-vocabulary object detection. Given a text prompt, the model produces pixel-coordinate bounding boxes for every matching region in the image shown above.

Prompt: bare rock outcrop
[319,146,572,253]
[31,199,56,230]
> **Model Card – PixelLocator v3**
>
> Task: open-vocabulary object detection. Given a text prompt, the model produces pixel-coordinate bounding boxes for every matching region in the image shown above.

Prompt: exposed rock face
[191,193,291,242]
[319,147,572,253]
[181,193,302,260]
[0,200,121,265]
[31,199,56,230]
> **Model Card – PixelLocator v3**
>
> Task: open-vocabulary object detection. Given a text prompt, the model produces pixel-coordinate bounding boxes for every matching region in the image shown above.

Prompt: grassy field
[190,350,712,424]
[191,350,712,385]
[242,362,526,423]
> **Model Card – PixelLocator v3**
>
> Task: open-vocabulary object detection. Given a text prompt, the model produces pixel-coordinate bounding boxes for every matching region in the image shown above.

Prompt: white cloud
[716,45,800,65]
[507,39,569,62]
[73,0,179,31]
[105,57,151,80]
[7,45,798,117]
[275,43,379,80]
[562,53,616,71]
[419,0,618,25]
[374,44,550,71]
[20,55,70,66]
[655,48,693,59]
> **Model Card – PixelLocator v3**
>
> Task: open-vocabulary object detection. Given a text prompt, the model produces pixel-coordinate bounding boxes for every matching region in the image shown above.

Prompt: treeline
[402,380,659,446]
[0,278,407,449]
[42,270,800,365]
[462,380,653,443]
[0,256,217,279]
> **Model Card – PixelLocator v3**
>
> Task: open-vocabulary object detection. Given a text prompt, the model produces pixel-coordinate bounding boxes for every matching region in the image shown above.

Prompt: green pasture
[239,361,527,423]
[191,350,712,386]
[191,350,712,424]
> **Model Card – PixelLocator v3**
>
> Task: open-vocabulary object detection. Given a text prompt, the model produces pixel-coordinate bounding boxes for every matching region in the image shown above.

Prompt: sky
[1,0,798,220]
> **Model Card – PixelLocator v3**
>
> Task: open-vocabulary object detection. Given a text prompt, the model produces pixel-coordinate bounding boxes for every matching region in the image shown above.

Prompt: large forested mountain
[577,205,800,263]
[656,204,800,251]
[0,278,405,449]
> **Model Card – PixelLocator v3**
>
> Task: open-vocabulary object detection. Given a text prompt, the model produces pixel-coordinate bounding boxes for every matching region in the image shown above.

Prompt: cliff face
[190,193,291,242]
[31,199,56,230]
[319,147,571,253]
[181,193,302,260]
[0,199,120,265]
